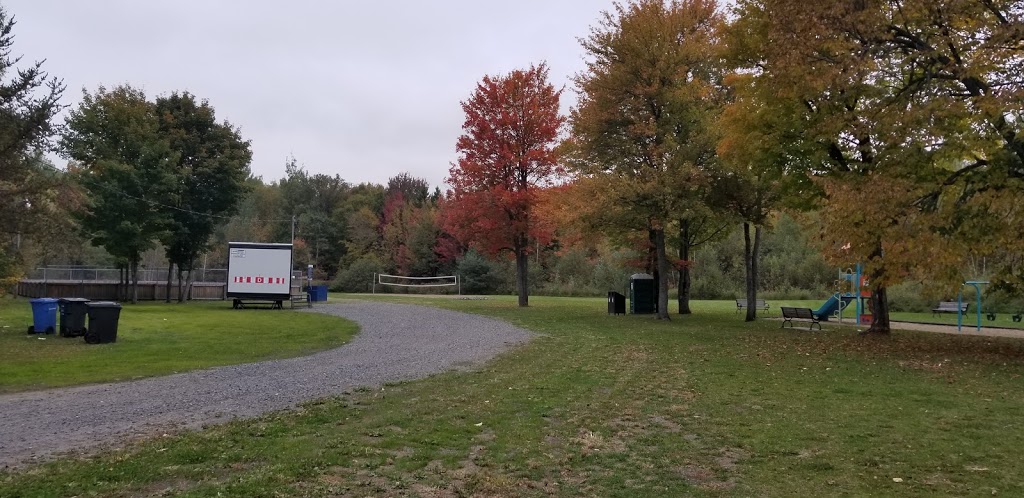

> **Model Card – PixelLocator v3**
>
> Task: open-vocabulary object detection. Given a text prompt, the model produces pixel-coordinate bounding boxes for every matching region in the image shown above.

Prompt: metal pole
[855,264,862,326]
[290,215,296,290]
[976,284,982,331]
[957,287,963,332]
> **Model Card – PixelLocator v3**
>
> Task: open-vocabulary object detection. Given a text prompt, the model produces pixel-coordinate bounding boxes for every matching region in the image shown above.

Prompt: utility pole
[290,214,296,279]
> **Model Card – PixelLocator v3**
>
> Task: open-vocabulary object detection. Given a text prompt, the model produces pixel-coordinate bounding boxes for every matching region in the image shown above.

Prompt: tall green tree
[155,92,252,301]
[217,178,283,247]
[278,158,349,276]
[386,172,430,207]
[62,86,177,303]
[0,6,64,282]
[570,0,725,319]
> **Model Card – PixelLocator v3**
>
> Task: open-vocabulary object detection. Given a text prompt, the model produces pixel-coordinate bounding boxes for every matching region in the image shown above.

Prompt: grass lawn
[3,295,1024,497]
[0,297,356,394]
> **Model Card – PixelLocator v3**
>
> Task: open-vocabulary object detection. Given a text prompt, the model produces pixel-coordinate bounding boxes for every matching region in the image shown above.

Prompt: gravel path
[0,300,533,468]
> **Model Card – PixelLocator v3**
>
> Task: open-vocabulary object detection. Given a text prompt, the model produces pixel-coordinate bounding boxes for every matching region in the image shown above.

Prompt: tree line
[2,1,1021,334]
[443,0,1023,334]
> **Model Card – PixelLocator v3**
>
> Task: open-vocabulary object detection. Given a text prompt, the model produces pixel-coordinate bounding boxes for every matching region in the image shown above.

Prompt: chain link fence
[27,267,228,283]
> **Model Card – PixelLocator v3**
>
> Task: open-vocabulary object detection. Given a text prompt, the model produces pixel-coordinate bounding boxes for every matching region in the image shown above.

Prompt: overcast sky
[6,0,624,190]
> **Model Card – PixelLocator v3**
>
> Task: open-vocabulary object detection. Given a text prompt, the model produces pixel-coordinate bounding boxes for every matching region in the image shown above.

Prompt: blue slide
[814,295,842,320]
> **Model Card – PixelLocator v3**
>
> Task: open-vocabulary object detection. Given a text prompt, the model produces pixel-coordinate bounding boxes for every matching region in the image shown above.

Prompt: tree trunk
[515,238,529,308]
[864,285,891,334]
[647,229,658,276]
[130,260,139,305]
[122,266,129,302]
[678,219,692,315]
[176,267,184,303]
[743,223,762,322]
[165,261,173,303]
[654,228,670,320]
[183,258,195,302]
[864,243,891,334]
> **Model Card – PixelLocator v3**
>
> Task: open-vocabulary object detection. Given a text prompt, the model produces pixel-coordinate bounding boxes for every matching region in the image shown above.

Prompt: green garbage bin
[85,302,122,344]
[629,274,657,314]
[59,298,91,337]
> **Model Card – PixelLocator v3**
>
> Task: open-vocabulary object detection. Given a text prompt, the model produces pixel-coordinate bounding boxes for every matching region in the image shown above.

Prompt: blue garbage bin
[307,285,328,302]
[28,298,59,335]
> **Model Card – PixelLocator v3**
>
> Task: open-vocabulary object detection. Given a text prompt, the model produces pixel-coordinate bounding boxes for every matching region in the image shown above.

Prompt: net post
[458,274,461,295]
[372,273,376,294]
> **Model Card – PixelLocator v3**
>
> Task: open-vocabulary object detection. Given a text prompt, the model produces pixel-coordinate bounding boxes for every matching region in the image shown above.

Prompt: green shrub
[331,256,384,293]
[457,250,508,295]
[886,282,932,313]
[590,250,633,295]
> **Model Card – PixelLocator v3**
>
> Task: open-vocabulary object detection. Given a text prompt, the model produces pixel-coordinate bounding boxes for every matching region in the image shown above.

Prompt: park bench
[781,306,822,330]
[736,299,770,315]
[932,301,968,316]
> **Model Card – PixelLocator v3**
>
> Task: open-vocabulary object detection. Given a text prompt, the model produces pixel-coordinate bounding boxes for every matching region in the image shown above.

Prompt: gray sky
[6,0,619,190]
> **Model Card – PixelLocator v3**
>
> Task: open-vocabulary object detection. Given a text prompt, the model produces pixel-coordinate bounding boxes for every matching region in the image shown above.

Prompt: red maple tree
[441,63,564,307]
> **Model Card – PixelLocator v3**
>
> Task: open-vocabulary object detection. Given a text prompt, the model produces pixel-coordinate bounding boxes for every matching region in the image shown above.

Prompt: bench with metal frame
[932,301,968,316]
[781,306,822,330]
[736,299,770,315]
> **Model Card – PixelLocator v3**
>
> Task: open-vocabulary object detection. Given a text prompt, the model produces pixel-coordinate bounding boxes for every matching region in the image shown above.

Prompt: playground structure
[810,265,995,332]
[813,264,872,326]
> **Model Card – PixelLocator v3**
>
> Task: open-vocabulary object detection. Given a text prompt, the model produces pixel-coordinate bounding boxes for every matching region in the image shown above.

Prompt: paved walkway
[888,321,1024,339]
[805,317,1024,339]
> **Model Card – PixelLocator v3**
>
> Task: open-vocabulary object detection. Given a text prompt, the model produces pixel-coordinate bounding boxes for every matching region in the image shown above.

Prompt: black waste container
[608,291,625,315]
[84,301,122,344]
[629,274,657,314]
[58,298,91,337]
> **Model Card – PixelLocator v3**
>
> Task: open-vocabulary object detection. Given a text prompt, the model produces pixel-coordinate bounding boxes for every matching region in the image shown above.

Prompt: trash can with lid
[28,298,59,335]
[58,298,91,337]
[629,274,657,314]
[308,285,328,302]
[85,301,122,344]
[608,291,625,315]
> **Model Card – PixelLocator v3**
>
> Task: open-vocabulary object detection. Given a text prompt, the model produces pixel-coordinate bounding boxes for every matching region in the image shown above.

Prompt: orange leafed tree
[441,63,564,307]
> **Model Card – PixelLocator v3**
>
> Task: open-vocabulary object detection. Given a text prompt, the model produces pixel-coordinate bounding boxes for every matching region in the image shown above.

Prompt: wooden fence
[16,280,226,301]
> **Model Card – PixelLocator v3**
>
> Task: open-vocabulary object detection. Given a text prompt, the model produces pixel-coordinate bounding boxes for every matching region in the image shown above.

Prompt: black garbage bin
[608,291,625,315]
[58,298,91,337]
[629,273,657,314]
[84,302,122,344]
